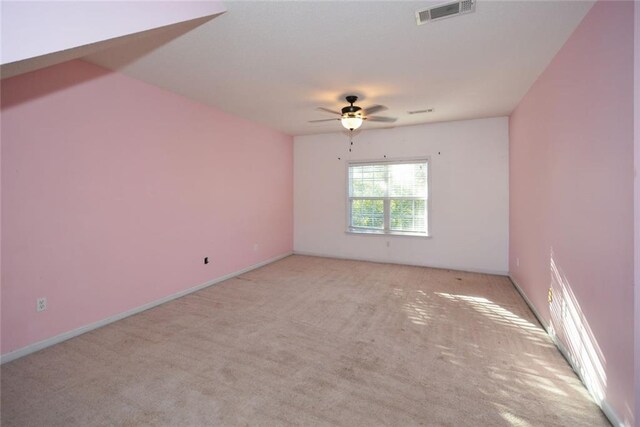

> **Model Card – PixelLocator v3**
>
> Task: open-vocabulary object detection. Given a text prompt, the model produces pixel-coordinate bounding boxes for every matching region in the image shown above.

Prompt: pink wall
[634,1,640,424]
[509,1,634,425]
[0,60,293,356]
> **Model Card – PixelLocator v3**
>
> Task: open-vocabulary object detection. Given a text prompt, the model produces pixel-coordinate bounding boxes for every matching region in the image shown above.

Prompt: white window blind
[348,160,429,235]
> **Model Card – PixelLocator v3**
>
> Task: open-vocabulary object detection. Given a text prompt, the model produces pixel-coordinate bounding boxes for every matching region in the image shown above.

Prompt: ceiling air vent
[408,109,434,115]
[416,0,476,25]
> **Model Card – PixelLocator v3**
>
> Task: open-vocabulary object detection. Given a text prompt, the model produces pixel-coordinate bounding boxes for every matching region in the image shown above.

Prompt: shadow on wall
[0,62,112,110]
[548,249,607,409]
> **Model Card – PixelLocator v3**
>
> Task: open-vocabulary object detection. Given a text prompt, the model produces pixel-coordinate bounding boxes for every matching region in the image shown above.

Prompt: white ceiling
[86,1,594,136]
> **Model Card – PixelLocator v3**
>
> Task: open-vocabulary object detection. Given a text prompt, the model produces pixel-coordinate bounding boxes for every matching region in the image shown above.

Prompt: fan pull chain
[349,130,353,152]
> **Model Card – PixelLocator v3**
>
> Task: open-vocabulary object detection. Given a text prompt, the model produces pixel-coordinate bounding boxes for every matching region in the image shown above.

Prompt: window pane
[351,199,384,229]
[349,164,386,197]
[388,163,427,197]
[390,199,426,232]
[348,160,429,235]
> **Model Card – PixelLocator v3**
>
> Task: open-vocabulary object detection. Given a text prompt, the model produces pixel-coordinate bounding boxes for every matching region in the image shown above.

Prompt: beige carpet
[2,255,608,426]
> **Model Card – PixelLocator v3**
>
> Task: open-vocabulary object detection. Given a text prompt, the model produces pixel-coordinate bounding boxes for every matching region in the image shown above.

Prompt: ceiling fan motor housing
[342,95,362,116]
[342,106,362,115]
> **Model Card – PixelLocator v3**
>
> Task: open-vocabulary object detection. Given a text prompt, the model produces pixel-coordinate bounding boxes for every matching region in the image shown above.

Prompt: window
[348,159,429,236]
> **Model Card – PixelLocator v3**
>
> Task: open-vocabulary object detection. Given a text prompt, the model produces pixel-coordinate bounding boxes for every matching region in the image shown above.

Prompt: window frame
[345,157,431,238]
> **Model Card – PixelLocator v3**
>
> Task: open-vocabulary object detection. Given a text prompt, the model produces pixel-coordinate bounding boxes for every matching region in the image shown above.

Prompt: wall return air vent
[416,0,476,25]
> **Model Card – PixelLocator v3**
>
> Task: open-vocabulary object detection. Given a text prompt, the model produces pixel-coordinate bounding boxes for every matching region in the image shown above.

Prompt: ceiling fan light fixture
[311,95,395,131]
[341,113,363,131]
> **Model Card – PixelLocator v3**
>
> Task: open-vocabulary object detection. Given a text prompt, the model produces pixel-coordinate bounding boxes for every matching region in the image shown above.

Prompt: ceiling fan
[309,95,397,131]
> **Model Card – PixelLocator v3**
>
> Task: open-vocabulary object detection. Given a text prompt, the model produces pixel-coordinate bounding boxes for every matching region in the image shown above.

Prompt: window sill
[346,229,431,238]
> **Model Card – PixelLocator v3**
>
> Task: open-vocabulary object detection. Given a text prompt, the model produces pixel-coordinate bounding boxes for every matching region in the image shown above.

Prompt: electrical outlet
[253,243,259,252]
[386,241,390,248]
[36,297,47,312]
[516,257,520,267]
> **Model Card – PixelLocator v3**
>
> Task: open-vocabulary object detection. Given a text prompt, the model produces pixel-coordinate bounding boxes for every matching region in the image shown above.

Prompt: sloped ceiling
[1,1,225,79]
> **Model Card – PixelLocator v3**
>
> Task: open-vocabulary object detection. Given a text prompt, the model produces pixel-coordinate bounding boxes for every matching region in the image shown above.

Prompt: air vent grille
[417,9,430,23]
[408,109,434,115]
[416,0,476,25]
[460,0,474,12]
[430,3,460,20]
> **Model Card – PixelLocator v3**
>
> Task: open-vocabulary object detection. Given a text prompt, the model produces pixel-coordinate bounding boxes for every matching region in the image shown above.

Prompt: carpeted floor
[2,255,608,426]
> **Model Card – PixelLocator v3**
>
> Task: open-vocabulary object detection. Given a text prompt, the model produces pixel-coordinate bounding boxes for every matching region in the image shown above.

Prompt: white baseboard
[1,252,293,364]
[507,274,549,330]
[508,275,624,427]
[293,250,509,276]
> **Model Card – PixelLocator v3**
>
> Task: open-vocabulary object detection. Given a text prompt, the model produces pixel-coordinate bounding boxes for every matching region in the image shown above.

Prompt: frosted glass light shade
[341,115,363,130]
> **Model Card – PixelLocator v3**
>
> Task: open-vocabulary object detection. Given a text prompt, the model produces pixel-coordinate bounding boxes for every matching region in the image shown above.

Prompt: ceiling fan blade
[363,105,388,115]
[308,118,340,123]
[316,107,342,115]
[367,116,397,123]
